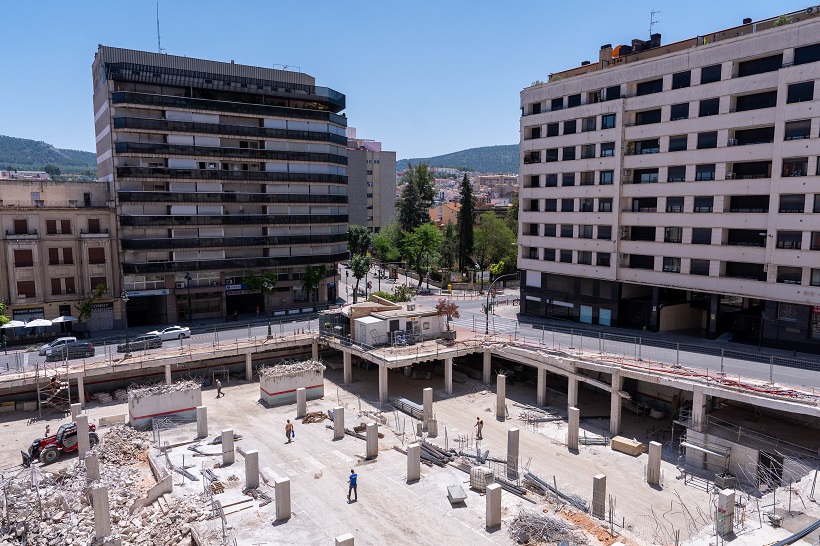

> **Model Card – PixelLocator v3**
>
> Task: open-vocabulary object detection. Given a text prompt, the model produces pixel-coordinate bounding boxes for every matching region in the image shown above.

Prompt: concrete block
[407,443,421,482]
[128,384,202,429]
[274,477,291,521]
[422,387,433,423]
[507,428,519,473]
[90,485,112,539]
[77,376,85,409]
[259,363,324,406]
[427,419,438,438]
[335,533,354,546]
[76,415,90,461]
[333,407,344,440]
[312,339,319,361]
[536,368,546,406]
[196,406,208,438]
[245,450,259,489]
[717,489,735,537]
[70,403,81,421]
[567,377,578,407]
[482,350,491,384]
[86,451,100,482]
[443,357,453,395]
[485,483,502,528]
[296,388,307,419]
[222,429,235,465]
[378,365,388,403]
[343,351,352,384]
[245,352,253,381]
[647,441,662,486]
[365,423,378,459]
[496,374,506,419]
[567,407,580,451]
[592,474,606,518]
[610,373,622,435]
[692,386,705,431]
[98,414,126,427]
[164,364,172,385]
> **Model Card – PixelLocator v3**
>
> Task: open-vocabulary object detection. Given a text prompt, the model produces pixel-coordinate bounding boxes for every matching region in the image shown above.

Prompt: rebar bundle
[506,508,588,545]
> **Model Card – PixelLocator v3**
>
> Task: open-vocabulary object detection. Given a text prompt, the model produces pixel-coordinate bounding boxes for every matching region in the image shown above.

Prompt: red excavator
[22,422,99,466]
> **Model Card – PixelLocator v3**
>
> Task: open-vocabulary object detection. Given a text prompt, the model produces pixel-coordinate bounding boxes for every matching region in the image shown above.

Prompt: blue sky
[0,1,810,159]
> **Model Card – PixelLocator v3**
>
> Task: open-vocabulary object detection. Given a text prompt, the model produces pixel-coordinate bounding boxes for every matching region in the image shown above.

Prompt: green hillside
[396,144,519,174]
[0,134,97,174]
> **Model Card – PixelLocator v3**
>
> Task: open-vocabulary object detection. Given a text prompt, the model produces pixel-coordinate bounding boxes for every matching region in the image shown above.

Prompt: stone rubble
[257,358,325,378]
[127,380,200,401]
[97,426,151,466]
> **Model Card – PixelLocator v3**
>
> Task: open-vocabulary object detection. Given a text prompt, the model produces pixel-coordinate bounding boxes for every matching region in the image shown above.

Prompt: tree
[349,254,371,303]
[505,198,519,236]
[489,261,505,281]
[438,221,458,283]
[347,225,373,256]
[396,163,435,231]
[435,298,460,331]
[0,301,9,326]
[43,164,61,177]
[373,222,402,263]
[456,174,475,271]
[301,265,327,303]
[243,271,279,311]
[476,212,516,267]
[75,283,108,322]
[403,223,443,288]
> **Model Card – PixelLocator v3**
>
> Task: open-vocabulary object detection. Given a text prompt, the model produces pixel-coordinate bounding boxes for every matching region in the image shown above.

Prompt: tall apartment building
[0,179,118,330]
[92,46,348,325]
[519,9,820,351]
[346,129,396,232]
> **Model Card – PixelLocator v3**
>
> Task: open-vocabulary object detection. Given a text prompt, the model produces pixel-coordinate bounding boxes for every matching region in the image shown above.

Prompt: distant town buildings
[0,170,51,181]
[346,128,396,232]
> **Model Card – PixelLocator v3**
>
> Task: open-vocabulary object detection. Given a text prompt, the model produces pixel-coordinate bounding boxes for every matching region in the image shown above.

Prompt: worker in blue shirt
[347,469,358,502]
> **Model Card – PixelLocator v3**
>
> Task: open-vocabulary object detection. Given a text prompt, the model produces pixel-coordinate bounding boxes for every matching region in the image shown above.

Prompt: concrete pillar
[335,534,355,546]
[610,372,622,436]
[378,365,388,403]
[274,477,291,521]
[311,339,319,361]
[76,415,90,461]
[592,474,606,518]
[496,374,506,420]
[507,428,519,473]
[333,407,345,440]
[647,441,662,486]
[422,387,433,423]
[70,403,81,421]
[245,352,253,381]
[90,484,112,539]
[365,423,378,459]
[536,368,546,406]
[343,351,352,385]
[406,443,421,482]
[443,357,453,395]
[691,386,706,431]
[716,489,735,537]
[77,376,85,409]
[222,429,235,465]
[85,451,100,482]
[164,364,171,385]
[567,376,578,408]
[196,406,208,438]
[567,407,580,451]
[482,349,491,384]
[245,450,259,489]
[485,483,502,528]
[296,388,307,419]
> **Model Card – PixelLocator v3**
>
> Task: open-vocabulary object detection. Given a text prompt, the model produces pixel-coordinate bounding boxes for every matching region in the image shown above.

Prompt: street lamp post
[184,272,193,323]
[121,290,131,358]
[264,280,273,339]
[485,272,519,335]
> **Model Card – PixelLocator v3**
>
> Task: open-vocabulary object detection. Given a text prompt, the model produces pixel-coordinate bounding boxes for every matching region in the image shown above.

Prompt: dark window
[636,78,663,96]
[561,199,574,212]
[795,43,820,65]
[731,160,772,179]
[580,171,595,185]
[562,146,576,160]
[733,126,775,145]
[88,247,106,264]
[544,199,557,212]
[83,193,91,206]
[16,281,35,297]
[635,109,661,125]
[46,220,57,235]
[776,231,802,250]
[663,257,681,273]
[13,249,33,267]
[727,195,769,213]
[544,224,556,237]
[582,117,596,132]
[635,168,659,184]
[629,254,655,270]
[670,102,689,121]
[13,219,28,235]
[579,225,593,239]
[779,194,805,213]
[580,198,594,211]
[737,54,782,77]
[692,228,712,244]
[787,81,814,104]
[598,226,612,240]
[530,103,542,115]
[65,277,75,294]
[812,232,820,250]
[546,123,559,137]
[527,126,541,140]
[567,94,581,108]
[784,120,811,140]
[700,64,722,84]
[815,194,820,213]
[560,225,573,237]
[667,166,686,182]
[545,149,558,162]
[635,139,660,154]
[551,97,564,111]
[697,131,718,149]
[664,227,683,243]
[666,197,684,213]
[695,164,715,181]
[777,266,802,284]
[63,248,73,265]
[581,145,596,159]
[562,173,575,186]
[690,259,710,276]
[87,219,101,234]
[599,170,614,185]
[600,142,615,157]
[672,70,691,89]
[560,250,572,263]
[699,98,720,117]
[564,120,577,135]
[528,175,540,188]
[48,247,60,265]
[51,278,62,295]
[605,85,621,100]
[545,174,558,187]
[601,113,616,129]
[597,253,611,267]
[782,158,808,177]
[598,199,612,212]
[694,196,713,212]
[669,135,688,152]
[90,277,107,291]
[543,249,555,261]
[61,220,71,234]
[578,251,592,265]
[736,91,778,112]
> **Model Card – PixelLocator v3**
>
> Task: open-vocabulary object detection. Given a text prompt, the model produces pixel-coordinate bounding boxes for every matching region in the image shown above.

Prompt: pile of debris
[98,426,151,466]
[121,494,209,545]
[258,359,325,378]
[92,392,114,404]
[506,508,588,545]
[302,411,327,424]
[128,380,200,401]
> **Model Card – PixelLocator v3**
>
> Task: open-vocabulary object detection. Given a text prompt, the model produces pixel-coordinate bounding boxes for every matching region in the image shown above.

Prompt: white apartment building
[519,8,820,351]
[346,129,397,232]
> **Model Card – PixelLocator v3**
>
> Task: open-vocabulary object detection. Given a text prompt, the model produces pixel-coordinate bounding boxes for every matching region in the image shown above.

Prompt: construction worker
[285,420,294,443]
[347,469,358,502]
[215,378,223,398]
[474,417,484,440]
[48,375,60,393]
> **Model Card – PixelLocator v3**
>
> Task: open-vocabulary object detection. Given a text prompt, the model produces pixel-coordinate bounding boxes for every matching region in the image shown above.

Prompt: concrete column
[77,376,85,409]
[507,428,519,473]
[716,489,735,537]
[406,443,421,482]
[691,386,706,431]
[333,407,345,440]
[296,388,307,419]
[536,368,546,406]
[482,349,491,384]
[90,484,112,539]
[443,357,453,395]
[485,483,502,528]
[196,406,208,438]
[274,477,291,521]
[567,407,580,451]
[567,376,578,408]
[245,450,259,489]
[365,423,378,459]
[343,351,352,385]
[592,474,606,518]
[496,374,506,420]
[609,372,622,436]
[245,352,253,381]
[335,534,355,546]
[311,339,319,361]
[70,403,81,421]
[647,441,662,486]
[222,429,235,465]
[422,388,433,423]
[378,365,388,403]
[85,451,100,482]
[164,364,172,385]
[76,415,90,461]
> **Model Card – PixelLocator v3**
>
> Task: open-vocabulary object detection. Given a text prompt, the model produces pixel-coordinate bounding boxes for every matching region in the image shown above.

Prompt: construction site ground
[1,356,818,545]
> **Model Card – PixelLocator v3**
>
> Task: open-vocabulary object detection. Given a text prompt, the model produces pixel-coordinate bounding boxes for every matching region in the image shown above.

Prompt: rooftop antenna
[650,9,661,35]
[156,2,165,54]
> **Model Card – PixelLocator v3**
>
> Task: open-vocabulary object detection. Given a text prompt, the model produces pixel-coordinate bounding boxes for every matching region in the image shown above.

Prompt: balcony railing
[122,251,349,274]
[776,241,802,250]
[5,230,37,237]
[121,233,348,250]
[80,228,110,235]
[118,191,348,205]
[115,142,348,166]
[724,208,769,213]
[116,167,347,185]
[120,214,348,227]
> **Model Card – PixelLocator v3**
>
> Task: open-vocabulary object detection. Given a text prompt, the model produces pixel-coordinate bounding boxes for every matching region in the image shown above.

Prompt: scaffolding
[34,357,71,419]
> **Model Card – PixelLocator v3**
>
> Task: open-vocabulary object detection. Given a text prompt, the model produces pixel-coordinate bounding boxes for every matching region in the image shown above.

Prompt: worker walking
[474,417,483,440]
[215,378,223,398]
[347,469,358,503]
[285,420,294,443]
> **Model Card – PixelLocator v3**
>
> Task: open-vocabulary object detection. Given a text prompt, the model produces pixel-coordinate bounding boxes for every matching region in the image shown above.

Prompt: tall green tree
[439,221,458,282]
[301,265,328,303]
[373,222,402,263]
[396,163,435,231]
[473,212,517,291]
[349,254,371,304]
[243,271,279,311]
[347,225,373,256]
[456,174,475,272]
[43,164,61,177]
[404,223,443,288]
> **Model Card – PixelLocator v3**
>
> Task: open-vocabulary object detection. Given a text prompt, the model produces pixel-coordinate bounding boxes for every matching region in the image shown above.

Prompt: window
[543,248,555,261]
[672,70,691,89]
[795,43,820,65]
[90,277,107,291]
[598,199,612,212]
[784,120,811,140]
[65,277,75,294]
[736,91,778,111]
[692,228,712,244]
[88,247,106,264]
[564,120,577,135]
[597,253,611,267]
[601,113,616,129]
[664,227,683,243]
[562,173,575,186]
[48,248,59,265]
[733,126,775,145]
[663,257,681,273]
[737,54,783,77]
[690,259,710,276]
[13,219,28,235]
[629,254,655,270]
[777,266,802,285]
[635,139,660,154]
[544,224,556,237]
[815,194,820,213]
[551,98,563,111]
[580,198,594,212]
[600,142,615,157]
[667,166,686,182]
[87,219,101,234]
[14,249,33,267]
[669,135,688,152]
[670,103,689,121]
[562,146,576,161]
[700,64,722,84]
[545,174,558,187]
[635,168,659,184]
[699,98,720,117]
[787,81,814,104]
[778,302,799,320]
[779,194,805,213]
[637,78,663,96]
[599,170,614,185]
[560,250,573,263]
[526,126,541,140]
[597,226,612,240]
[524,151,541,164]
[605,85,621,100]
[580,171,594,185]
[51,278,62,295]
[582,117,596,132]
[561,199,574,212]
[578,251,592,265]
[16,281,35,298]
[46,220,57,235]
[666,197,684,213]
[546,123,559,137]
[567,94,581,108]
[813,268,820,287]
[635,109,661,125]
[579,225,593,239]
[697,131,718,149]
[560,225,573,238]
[782,158,808,177]
[694,197,713,212]
[545,148,558,162]
[695,164,716,181]
[581,145,596,159]
[544,199,557,212]
[527,175,540,188]
[776,231,802,250]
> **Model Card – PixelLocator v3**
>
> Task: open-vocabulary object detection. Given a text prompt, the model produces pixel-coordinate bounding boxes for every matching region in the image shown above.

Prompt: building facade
[0,179,119,331]
[519,9,820,351]
[92,46,348,325]
[346,129,396,232]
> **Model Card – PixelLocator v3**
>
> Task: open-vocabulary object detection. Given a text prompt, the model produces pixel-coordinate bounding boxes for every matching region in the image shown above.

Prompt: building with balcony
[92,46,348,325]
[519,8,820,351]
[346,129,396,232]
[0,178,119,330]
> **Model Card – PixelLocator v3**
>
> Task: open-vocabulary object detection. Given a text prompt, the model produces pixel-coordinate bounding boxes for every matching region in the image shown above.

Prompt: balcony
[119,214,348,227]
[118,191,348,205]
[121,233,348,250]
[114,142,348,166]
[5,230,38,239]
[116,167,347,185]
[122,251,349,274]
[80,228,110,237]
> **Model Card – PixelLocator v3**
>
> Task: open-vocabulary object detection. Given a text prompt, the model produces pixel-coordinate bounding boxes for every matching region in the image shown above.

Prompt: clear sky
[0,1,810,159]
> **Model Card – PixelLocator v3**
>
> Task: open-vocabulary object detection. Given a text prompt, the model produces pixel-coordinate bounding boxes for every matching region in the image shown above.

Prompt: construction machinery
[21,422,99,466]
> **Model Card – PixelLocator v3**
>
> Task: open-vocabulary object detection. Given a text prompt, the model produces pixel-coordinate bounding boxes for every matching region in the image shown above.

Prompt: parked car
[45,341,94,362]
[38,337,78,356]
[146,325,191,341]
[117,334,162,353]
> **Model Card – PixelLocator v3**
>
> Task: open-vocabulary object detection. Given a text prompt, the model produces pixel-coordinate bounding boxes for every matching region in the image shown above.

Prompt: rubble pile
[258,359,325,378]
[98,426,151,466]
[128,380,200,401]
[118,494,209,546]
[506,508,589,545]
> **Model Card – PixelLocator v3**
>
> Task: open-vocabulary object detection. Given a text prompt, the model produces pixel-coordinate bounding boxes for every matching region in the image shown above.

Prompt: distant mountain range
[396,144,519,174]
[0,135,97,173]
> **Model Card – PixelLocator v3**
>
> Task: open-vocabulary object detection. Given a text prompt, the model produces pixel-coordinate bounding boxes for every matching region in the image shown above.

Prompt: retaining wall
[128,386,202,429]
[260,368,324,406]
